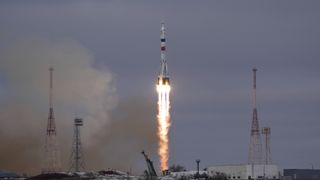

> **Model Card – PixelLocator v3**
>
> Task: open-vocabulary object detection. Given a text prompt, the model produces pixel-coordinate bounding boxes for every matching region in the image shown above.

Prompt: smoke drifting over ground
[0,38,157,175]
[87,96,157,174]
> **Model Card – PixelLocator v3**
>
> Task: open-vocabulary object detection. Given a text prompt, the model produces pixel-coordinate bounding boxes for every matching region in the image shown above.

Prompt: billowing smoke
[0,38,157,175]
[87,96,158,174]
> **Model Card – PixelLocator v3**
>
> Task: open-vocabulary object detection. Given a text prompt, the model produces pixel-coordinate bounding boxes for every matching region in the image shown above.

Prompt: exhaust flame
[156,79,171,171]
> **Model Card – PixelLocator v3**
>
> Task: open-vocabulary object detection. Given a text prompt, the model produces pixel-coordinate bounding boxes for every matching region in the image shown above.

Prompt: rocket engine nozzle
[157,77,170,85]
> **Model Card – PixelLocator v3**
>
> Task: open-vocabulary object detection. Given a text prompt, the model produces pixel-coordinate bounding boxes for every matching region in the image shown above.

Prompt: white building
[207,164,281,180]
[169,171,207,179]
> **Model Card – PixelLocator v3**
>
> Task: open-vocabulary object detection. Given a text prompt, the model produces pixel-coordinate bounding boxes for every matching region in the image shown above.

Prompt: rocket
[156,23,171,172]
[158,23,170,85]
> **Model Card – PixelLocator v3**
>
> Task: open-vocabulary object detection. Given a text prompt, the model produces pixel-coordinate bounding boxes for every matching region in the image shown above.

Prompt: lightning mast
[69,118,85,172]
[248,67,263,165]
[261,127,272,165]
[43,67,61,173]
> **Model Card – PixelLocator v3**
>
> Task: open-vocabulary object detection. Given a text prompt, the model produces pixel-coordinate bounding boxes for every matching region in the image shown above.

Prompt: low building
[207,164,281,180]
[283,169,320,180]
[0,170,20,179]
[169,171,207,179]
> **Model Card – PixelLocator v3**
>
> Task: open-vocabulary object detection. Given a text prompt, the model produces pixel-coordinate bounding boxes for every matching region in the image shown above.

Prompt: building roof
[284,169,320,178]
[0,170,19,178]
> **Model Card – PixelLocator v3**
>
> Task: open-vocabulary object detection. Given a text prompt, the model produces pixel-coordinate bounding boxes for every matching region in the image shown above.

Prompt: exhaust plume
[156,80,171,171]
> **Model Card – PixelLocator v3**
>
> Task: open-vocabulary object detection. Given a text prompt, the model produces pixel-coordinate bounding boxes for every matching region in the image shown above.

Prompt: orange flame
[156,80,171,171]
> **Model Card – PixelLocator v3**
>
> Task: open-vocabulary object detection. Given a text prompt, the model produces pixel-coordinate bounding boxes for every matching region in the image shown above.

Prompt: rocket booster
[158,23,170,85]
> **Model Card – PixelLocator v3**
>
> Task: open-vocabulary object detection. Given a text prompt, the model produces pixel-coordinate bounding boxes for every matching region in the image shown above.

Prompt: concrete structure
[207,164,281,180]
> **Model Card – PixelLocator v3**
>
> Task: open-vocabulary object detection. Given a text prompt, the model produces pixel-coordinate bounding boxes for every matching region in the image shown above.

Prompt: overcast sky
[0,1,319,173]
